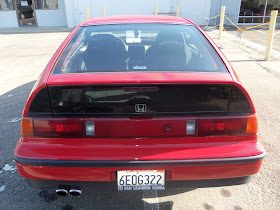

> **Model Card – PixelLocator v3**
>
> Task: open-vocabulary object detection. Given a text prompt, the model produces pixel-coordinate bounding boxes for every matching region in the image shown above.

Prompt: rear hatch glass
[52,24,227,74]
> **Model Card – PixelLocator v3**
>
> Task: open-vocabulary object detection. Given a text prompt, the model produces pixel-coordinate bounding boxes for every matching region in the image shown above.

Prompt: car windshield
[52,24,227,74]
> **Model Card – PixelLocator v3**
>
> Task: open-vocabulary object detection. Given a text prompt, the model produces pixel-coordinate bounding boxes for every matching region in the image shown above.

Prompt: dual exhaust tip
[56,186,82,197]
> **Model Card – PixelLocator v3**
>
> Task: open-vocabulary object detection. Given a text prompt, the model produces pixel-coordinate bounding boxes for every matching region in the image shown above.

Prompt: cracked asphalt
[0,28,279,210]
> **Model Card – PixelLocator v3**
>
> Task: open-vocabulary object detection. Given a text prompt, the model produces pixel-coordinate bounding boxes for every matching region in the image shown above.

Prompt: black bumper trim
[15,152,265,168]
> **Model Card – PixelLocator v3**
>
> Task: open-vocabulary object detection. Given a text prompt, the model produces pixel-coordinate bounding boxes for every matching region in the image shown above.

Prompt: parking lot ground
[224,26,280,52]
[0,28,280,210]
[0,26,72,34]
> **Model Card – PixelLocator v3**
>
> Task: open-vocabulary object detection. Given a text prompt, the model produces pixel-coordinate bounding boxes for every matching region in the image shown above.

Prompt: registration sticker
[117,170,165,191]
[133,65,147,70]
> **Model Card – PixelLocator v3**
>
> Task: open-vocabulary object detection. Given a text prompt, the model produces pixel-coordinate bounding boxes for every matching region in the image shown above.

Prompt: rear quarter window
[52,24,227,74]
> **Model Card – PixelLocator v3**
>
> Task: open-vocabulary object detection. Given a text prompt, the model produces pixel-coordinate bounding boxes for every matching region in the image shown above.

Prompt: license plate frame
[117,170,165,191]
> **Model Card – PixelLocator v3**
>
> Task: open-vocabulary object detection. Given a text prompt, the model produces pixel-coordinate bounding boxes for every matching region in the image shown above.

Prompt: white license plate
[117,170,165,191]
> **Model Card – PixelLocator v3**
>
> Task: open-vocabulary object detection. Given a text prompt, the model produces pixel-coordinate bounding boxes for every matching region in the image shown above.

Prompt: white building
[0,0,279,28]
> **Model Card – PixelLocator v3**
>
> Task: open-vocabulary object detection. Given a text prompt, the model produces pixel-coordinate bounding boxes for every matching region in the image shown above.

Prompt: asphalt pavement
[0,28,279,210]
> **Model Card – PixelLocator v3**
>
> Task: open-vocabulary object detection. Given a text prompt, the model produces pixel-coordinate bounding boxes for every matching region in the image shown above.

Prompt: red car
[14,15,265,196]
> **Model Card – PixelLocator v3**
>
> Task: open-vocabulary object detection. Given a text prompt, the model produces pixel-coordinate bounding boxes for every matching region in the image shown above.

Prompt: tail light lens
[21,118,34,137]
[186,120,196,135]
[21,115,257,138]
[85,121,95,136]
[198,116,248,137]
[246,114,258,134]
[22,118,83,137]
[21,118,95,138]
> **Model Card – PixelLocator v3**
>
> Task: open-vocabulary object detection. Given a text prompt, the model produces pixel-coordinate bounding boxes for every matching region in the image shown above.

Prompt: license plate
[117,170,165,191]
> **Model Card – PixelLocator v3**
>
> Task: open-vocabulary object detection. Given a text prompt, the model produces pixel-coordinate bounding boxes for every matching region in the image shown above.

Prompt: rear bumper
[15,154,264,183]
[15,136,265,188]
[27,176,252,190]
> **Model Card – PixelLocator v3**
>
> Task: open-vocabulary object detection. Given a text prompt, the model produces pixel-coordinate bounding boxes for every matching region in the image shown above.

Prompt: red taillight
[21,118,96,138]
[24,118,83,137]
[198,116,247,136]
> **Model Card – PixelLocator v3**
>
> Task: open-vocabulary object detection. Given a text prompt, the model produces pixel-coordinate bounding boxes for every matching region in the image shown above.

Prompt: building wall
[180,0,211,25]
[65,0,212,27]
[72,0,168,24]
[64,0,79,28]
[0,0,243,28]
[36,0,67,26]
[209,0,241,26]
[223,0,242,25]
[0,11,18,27]
[100,0,162,17]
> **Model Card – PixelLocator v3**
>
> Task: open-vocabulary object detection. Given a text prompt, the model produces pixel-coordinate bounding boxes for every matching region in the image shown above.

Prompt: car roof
[81,15,194,26]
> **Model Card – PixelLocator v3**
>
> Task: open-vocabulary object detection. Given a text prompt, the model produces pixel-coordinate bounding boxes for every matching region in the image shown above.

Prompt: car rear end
[14,16,265,194]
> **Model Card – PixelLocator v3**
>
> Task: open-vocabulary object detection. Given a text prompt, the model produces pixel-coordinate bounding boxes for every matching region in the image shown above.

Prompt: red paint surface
[17,161,263,181]
[15,136,264,161]
[80,15,193,26]
[47,72,233,86]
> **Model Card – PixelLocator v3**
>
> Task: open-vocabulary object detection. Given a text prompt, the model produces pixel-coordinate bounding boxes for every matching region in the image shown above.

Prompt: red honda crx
[14,16,265,196]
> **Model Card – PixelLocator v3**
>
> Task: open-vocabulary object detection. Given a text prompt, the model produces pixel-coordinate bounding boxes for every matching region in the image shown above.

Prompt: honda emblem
[135,104,147,112]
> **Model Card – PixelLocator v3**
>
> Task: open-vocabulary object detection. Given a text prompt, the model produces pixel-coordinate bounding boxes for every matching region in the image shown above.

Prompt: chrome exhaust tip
[56,188,68,196]
[69,189,82,197]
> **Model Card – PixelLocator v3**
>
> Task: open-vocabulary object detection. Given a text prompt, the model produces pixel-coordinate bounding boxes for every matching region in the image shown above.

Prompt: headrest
[86,34,127,59]
[155,31,184,44]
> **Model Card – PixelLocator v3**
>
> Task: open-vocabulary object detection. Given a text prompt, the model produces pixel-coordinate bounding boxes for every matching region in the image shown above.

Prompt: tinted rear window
[48,84,231,116]
[52,24,227,74]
